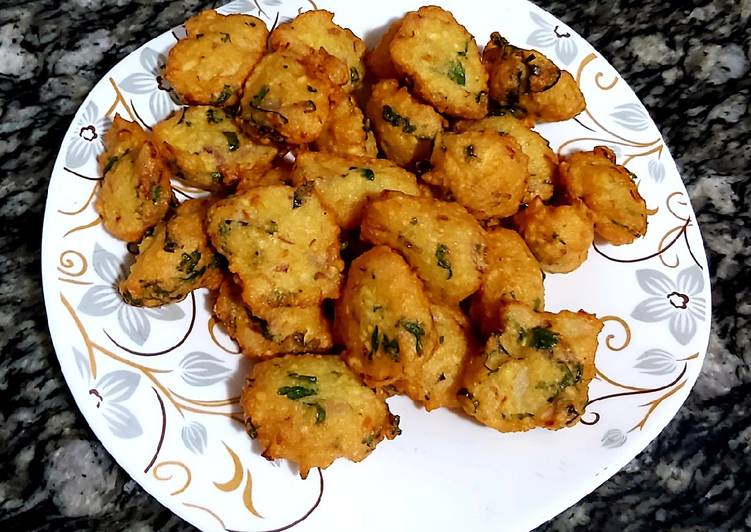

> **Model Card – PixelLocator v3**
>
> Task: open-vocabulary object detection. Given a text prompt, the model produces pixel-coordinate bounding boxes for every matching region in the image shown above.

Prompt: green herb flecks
[370,325,380,358]
[250,85,270,107]
[457,41,469,57]
[210,171,223,183]
[400,320,425,354]
[103,148,130,175]
[178,250,204,281]
[211,85,233,106]
[248,312,272,340]
[370,325,400,361]
[277,385,316,400]
[223,131,240,151]
[382,105,417,134]
[150,185,162,203]
[435,243,453,279]
[305,402,326,424]
[349,66,360,84]
[360,168,375,181]
[206,108,223,124]
[292,181,314,209]
[447,60,466,86]
[529,327,559,350]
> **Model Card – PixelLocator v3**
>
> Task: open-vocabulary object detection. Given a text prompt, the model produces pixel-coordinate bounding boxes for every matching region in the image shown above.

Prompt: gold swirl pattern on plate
[153,461,192,496]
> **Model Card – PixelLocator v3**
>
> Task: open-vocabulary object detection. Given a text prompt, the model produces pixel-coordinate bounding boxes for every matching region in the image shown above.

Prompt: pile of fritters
[94,6,651,478]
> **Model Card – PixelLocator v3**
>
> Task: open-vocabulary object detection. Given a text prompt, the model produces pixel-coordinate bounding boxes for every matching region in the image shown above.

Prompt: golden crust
[118,198,222,307]
[458,302,603,432]
[290,151,422,230]
[558,146,649,245]
[241,354,400,478]
[365,20,402,79]
[398,303,474,411]
[269,10,366,92]
[164,10,268,107]
[470,227,545,335]
[365,79,446,168]
[152,106,278,191]
[95,116,172,242]
[213,278,332,358]
[360,191,488,305]
[389,6,488,118]
[311,89,377,157]
[424,130,528,221]
[519,71,585,123]
[513,197,594,273]
[456,115,557,203]
[206,184,344,308]
[336,246,437,388]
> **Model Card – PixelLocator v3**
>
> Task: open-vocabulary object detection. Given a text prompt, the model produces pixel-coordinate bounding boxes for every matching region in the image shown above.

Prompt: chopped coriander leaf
[103,148,130,175]
[349,66,360,84]
[206,108,223,124]
[306,402,326,424]
[529,327,560,350]
[360,168,375,181]
[277,385,316,400]
[222,131,240,151]
[381,334,399,361]
[292,181,314,209]
[382,105,417,134]
[250,85,270,107]
[435,243,453,279]
[400,320,425,354]
[447,60,466,85]
[211,85,233,105]
[370,325,380,358]
[150,185,162,203]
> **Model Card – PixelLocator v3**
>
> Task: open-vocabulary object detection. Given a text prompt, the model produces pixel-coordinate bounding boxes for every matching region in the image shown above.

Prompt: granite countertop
[1,0,749,530]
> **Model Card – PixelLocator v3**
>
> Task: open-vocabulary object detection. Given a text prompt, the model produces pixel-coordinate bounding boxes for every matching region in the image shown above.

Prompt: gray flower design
[649,159,665,184]
[609,103,651,132]
[179,352,232,386]
[634,349,677,375]
[181,421,208,454]
[119,47,179,121]
[65,101,110,169]
[78,244,185,345]
[631,266,706,346]
[526,11,578,66]
[601,429,627,449]
[89,370,143,439]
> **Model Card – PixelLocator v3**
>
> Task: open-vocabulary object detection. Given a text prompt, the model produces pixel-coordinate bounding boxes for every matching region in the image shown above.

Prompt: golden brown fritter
[213,278,332,358]
[290,151,422,230]
[389,6,488,118]
[360,191,488,305]
[365,79,446,168]
[336,246,437,388]
[238,49,341,145]
[206,185,343,308]
[482,32,584,123]
[558,146,649,245]
[458,302,602,432]
[456,114,557,203]
[366,20,402,79]
[398,303,474,411]
[241,354,401,478]
[95,115,172,243]
[269,10,366,93]
[311,89,377,157]
[164,10,268,107]
[423,130,529,221]
[119,199,222,307]
[513,197,594,273]
[152,106,278,191]
[470,227,545,335]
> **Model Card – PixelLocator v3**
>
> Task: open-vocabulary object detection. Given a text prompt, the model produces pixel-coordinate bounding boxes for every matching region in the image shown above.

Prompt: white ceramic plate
[41,1,711,530]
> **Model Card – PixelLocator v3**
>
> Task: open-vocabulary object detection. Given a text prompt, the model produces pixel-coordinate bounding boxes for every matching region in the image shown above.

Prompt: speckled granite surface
[1,0,749,530]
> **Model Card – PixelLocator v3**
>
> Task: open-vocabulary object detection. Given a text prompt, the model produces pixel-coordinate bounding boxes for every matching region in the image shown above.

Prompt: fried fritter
[513,197,594,273]
[558,146,649,245]
[470,227,545,335]
[164,10,267,107]
[456,114,557,203]
[235,163,293,193]
[241,354,401,478]
[238,49,340,145]
[269,10,366,93]
[213,278,332,358]
[519,71,585,123]
[95,115,172,243]
[290,151,422,230]
[360,191,488,305]
[389,6,488,118]
[458,302,602,432]
[152,106,278,191]
[206,185,343,308]
[119,199,222,307]
[365,79,446,168]
[365,20,402,79]
[423,130,528,221]
[336,246,437,388]
[398,303,474,411]
[311,89,377,157]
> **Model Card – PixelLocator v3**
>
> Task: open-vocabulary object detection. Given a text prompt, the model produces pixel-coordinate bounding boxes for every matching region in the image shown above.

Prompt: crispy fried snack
[241,354,401,478]
[164,10,267,107]
[269,10,366,92]
[470,227,545,335]
[311,89,377,157]
[239,49,341,145]
[153,106,278,191]
[398,303,474,411]
[206,185,343,308]
[95,116,172,242]
[119,199,222,307]
[423,130,529,221]
[558,146,649,245]
[513,197,594,273]
[365,79,446,168]
[290,152,422,230]
[360,191,488,305]
[458,302,603,432]
[456,114,557,203]
[482,32,584,122]
[336,246,437,388]
[366,20,402,79]
[235,164,293,192]
[389,6,488,118]
[213,278,332,358]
